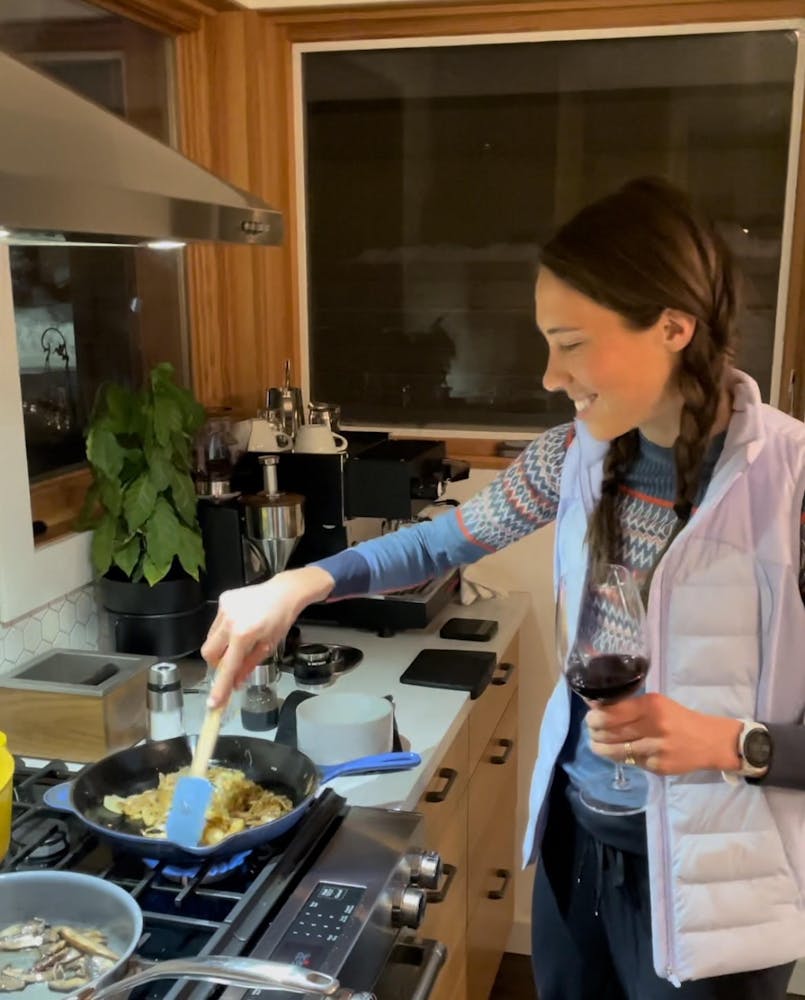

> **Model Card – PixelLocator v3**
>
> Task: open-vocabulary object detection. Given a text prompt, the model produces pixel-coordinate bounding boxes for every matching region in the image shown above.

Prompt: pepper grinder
[147,662,184,741]
[241,658,281,731]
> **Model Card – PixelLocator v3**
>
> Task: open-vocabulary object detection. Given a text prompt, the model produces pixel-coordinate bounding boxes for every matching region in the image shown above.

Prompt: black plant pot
[98,567,206,658]
[99,570,203,616]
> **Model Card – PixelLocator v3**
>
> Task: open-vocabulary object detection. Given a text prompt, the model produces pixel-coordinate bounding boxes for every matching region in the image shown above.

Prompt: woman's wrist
[708,715,743,772]
[285,565,336,615]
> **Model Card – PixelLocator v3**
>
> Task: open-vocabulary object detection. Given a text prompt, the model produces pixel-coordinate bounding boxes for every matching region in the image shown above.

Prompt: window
[0,0,186,484]
[301,28,799,431]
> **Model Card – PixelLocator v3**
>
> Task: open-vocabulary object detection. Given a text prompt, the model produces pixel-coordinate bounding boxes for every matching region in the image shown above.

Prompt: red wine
[566,653,648,701]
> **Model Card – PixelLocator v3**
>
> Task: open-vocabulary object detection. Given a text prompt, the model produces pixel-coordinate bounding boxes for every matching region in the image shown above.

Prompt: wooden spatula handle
[190,704,225,778]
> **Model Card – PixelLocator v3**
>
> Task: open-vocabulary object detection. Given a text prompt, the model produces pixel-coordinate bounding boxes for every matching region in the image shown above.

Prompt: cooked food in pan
[0,918,117,992]
[103,765,293,845]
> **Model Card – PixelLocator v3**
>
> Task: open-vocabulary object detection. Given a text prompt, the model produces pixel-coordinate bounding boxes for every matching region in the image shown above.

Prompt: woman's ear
[661,308,697,354]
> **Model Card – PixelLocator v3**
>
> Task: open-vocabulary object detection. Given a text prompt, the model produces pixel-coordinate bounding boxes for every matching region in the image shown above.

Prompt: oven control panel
[271,882,366,968]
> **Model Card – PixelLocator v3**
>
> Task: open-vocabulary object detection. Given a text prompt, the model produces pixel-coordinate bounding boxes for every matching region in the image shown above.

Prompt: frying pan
[0,870,345,999]
[42,735,420,865]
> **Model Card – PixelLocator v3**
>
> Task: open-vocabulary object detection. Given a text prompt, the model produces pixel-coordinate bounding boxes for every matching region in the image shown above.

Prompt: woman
[202,178,805,998]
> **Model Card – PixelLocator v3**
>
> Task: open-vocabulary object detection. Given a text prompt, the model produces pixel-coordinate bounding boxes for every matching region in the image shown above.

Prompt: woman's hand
[201,566,335,708]
[585,693,742,775]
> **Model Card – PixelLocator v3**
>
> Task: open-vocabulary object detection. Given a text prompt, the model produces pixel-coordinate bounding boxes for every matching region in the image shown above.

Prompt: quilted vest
[522,371,805,983]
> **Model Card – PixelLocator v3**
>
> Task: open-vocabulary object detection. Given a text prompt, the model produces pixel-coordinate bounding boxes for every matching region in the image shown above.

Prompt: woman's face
[536,267,687,444]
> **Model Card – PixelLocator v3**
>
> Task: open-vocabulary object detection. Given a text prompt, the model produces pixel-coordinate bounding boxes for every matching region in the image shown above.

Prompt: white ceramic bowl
[296,692,393,767]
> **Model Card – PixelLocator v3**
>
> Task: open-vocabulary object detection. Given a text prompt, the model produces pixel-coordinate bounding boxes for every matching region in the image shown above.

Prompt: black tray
[400,648,497,700]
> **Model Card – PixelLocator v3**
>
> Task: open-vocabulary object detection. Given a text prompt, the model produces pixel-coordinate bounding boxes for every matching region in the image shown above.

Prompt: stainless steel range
[4,759,445,1000]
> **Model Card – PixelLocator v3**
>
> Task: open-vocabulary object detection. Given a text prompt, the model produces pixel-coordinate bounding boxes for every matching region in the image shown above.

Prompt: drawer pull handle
[426,862,457,904]
[488,868,512,901]
[425,766,458,803]
[491,661,515,686]
[489,738,514,765]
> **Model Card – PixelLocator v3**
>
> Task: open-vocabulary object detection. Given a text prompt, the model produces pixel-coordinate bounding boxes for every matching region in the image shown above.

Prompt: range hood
[0,51,283,248]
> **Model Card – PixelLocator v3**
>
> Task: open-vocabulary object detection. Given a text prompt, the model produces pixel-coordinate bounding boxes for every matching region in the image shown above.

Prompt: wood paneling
[177,13,298,411]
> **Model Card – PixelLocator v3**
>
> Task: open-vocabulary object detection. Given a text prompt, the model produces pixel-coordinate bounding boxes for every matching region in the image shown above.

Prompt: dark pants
[530,780,795,999]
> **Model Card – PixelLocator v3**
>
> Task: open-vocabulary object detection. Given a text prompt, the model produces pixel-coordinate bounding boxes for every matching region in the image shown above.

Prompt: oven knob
[407,850,442,890]
[392,886,427,929]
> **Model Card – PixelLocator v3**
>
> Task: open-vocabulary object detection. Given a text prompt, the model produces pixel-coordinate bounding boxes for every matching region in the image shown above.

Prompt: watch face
[744,729,772,768]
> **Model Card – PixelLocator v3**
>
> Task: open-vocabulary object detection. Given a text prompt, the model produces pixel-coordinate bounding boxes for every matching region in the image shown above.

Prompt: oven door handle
[408,939,447,1000]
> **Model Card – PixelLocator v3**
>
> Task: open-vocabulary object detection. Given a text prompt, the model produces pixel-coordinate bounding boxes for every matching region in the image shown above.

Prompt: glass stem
[611,763,632,792]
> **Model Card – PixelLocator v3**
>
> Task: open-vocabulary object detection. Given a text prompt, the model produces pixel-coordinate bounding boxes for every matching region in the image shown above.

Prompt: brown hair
[540,177,739,571]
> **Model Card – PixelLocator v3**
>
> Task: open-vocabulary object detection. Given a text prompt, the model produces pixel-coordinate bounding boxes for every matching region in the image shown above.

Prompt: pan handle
[42,782,76,813]
[320,750,421,783]
[82,956,340,1000]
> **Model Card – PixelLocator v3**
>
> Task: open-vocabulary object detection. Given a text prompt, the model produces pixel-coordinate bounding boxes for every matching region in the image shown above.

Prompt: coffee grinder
[238,455,305,730]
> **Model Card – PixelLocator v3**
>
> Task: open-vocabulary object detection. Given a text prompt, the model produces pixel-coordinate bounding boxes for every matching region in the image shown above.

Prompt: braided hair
[540,177,738,572]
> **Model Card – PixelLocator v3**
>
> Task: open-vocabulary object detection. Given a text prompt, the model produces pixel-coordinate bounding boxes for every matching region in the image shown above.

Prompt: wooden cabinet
[417,635,519,1000]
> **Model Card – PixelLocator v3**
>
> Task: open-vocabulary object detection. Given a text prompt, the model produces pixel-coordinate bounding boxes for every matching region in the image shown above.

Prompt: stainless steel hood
[0,52,283,248]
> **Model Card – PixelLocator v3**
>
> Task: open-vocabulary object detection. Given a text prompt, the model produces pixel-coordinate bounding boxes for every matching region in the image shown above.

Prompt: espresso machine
[227,435,469,634]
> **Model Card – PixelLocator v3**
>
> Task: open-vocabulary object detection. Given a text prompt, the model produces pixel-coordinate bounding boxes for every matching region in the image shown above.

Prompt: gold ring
[624,742,636,767]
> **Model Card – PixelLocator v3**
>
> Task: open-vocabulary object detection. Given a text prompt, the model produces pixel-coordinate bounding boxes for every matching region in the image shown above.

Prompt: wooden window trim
[89,0,240,36]
[30,467,92,547]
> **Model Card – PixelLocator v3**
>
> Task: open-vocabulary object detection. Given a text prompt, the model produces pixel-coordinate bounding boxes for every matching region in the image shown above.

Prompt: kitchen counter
[182,593,530,811]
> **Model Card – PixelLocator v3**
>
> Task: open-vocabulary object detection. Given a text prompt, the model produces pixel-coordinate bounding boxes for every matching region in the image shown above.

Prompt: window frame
[293,18,805,436]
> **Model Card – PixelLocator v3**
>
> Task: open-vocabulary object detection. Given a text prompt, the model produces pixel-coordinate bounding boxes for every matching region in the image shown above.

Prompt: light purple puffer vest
[523,371,805,983]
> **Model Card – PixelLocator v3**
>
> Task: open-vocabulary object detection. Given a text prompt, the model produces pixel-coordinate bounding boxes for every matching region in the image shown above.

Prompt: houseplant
[78,363,208,653]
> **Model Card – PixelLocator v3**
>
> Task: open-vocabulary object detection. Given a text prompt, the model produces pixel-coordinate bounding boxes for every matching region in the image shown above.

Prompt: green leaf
[113,535,141,578]
[153,393,183,448]
[169,467,198,526]
[142,552,172,586]
[103,383,135,434]
[123,474,158,533]
[144,496,181,569]
[145,442,173,493]
[87,425,124,479]
[175,522,205,580]
[74,481,102,532]
[98,478,123,517]
[150,362,175,390]
[91,514,116,577]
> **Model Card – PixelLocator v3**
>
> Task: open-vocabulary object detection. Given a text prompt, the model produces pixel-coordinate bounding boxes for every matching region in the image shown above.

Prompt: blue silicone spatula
[165,702,225,847]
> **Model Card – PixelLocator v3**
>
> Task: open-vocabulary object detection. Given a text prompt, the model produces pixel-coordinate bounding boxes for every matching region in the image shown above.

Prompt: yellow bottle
[0,731,12,862]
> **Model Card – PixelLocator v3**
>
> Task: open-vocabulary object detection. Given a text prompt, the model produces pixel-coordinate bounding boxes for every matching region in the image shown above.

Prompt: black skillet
[42,735,419,865]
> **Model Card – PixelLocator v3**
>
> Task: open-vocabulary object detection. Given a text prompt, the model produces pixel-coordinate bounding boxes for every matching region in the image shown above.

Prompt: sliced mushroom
[56,929,117,962]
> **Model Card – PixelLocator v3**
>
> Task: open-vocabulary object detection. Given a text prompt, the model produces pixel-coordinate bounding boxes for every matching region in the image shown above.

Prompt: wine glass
[556,564,650,815]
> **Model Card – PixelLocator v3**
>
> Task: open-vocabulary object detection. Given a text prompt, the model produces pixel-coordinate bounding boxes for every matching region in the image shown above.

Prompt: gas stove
[3,758,445,1000]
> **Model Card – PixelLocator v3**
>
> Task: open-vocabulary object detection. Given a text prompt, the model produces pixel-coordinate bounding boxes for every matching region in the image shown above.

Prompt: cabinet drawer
[468,636,518,768]
[417,720,469,847]
[420,791,467,955]
[468,693,517,931]
[466,876,515,1000]
[468,694,518,867]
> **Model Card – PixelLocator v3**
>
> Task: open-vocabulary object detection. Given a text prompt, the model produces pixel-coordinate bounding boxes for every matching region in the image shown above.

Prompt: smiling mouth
[572,394,598,414]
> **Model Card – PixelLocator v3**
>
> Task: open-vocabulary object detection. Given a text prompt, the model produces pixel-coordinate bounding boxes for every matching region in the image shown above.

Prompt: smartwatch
[737,720,772,778]
[722,720,772,784]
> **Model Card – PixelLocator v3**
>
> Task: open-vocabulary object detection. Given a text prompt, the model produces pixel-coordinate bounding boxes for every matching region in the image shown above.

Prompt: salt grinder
[147,662,185,741]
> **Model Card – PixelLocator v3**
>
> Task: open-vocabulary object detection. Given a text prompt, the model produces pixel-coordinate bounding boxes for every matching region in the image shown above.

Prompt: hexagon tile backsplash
[0,585,100,675]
